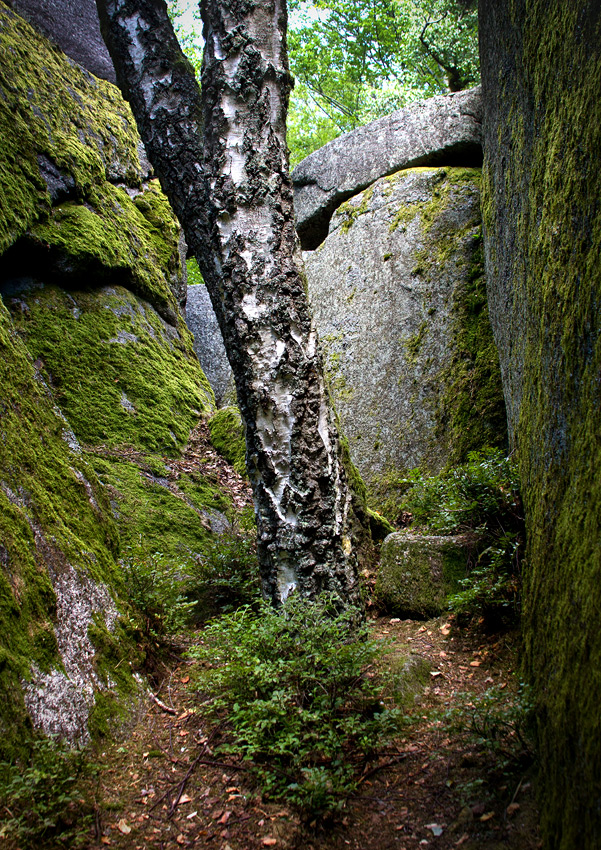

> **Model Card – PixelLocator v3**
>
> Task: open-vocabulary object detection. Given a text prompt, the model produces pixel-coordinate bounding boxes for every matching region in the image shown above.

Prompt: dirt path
[87,617,540,850]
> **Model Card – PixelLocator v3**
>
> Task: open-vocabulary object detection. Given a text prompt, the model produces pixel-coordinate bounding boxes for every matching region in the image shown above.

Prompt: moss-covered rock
[304,167,507,490]
[0,297,130,756]
[480,2,601,846]
[0,1,183,324]
[375,531,475,618]
[0,3,247,755]
[208,407,246,476]
[5,282,213,454]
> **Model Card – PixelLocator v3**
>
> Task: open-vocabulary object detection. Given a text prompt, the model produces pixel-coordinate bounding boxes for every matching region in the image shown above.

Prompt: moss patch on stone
[5,283,214,454]
[480,3,601,845]
[404,168,507,466]
[375,531,475,618]
[90,454,232,561]
[0,299,126,758]
[208,407,247,477]
[0,3,182,323]
[337,185,375,233]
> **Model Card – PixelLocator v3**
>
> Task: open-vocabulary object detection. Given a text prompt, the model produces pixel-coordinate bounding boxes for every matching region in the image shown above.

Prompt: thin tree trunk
[96,0,361,608]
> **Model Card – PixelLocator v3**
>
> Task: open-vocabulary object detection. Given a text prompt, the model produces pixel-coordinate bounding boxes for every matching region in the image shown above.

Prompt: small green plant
[440,683,535,805]
[0,736,95,848]
[400,450,525,624]
[185,530,261,620]
[188,595,399,816]
[402,449,521,534]
[448,531,522,622]
[121,549,196,640]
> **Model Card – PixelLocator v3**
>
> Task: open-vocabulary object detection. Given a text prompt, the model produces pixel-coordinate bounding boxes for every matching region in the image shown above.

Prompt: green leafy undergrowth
[188,596,400,816]
[402,450,525,625]
[185,530,260,621]
[438,682,535,807]
[120,529,260,643]
[121,550,196,643]
[0,736,96,849]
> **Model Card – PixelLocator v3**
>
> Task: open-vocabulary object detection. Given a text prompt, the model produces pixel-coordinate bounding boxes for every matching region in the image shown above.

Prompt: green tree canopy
[167,0,478,166]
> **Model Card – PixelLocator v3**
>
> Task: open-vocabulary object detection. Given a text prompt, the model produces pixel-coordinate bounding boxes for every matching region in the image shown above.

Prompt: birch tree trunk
[96,0,362,608]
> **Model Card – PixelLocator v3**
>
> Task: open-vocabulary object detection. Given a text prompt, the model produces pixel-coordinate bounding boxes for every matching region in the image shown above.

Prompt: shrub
[440,682,535,804]
[402,449,521,535]
[121,549,195,640]
[0,736,95,848]
[401,450,525,624]
[185,530,261,620]
[188,595,399,815]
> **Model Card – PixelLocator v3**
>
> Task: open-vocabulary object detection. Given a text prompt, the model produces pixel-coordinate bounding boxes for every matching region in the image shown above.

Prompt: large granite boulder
[479,1,601,845]
[375,531,475,618]
[305,166,506,485]
[292,87,482,250]
[186,283,234,406]
[7,0,116,81]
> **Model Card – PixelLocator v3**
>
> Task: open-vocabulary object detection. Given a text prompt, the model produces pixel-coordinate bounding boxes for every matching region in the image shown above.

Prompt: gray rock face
[292,87,483,250]
[305,166,505,484]
[8,0,116,82]
[479,2,601,843]
[375,531,475,618]
[185,284,234,406]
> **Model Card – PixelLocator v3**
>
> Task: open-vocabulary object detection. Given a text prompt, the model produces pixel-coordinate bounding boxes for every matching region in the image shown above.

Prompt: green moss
[6,284,214,454]
[0,3,139,249]
[375,532,472,618]
[481,4,601,845]
[90,455,230,561]
[0,299,123,756]
[399,168,506,465]
[434,234,508,464]
[208,407,247,476]
[0,4,181,322]
[404,319,428,363]
[337,185,375,233]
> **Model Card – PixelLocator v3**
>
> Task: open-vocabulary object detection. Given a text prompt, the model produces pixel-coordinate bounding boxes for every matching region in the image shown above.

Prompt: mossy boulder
[0,1,183,325]
[375,531,475,618]
[480,2,601,845]
[0,4,247,755]
[304,167,507,488]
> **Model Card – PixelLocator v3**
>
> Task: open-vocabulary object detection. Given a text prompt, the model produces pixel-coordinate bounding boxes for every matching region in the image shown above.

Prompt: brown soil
[85,616,540,850]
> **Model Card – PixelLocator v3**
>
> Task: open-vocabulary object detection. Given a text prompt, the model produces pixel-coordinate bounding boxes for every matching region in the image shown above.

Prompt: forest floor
[84,614,541,850]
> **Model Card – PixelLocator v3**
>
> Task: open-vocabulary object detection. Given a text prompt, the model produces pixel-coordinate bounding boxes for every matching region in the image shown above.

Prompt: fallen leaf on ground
[426,823,444,837]
[181,675,190,684]
[176,834,185,845]
[430,671,443,678]
[187,810,198,819]
[507,802,520,816]
[480,811,495,821]
[117,819,132,835]
[440,623,451,635]
[470,660,481,667]
[263,838,277,847]
[179,794,192,804]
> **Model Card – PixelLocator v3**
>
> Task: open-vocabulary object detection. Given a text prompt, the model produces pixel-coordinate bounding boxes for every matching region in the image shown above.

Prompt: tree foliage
[167,0,479,164]
[288,0,479,162]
